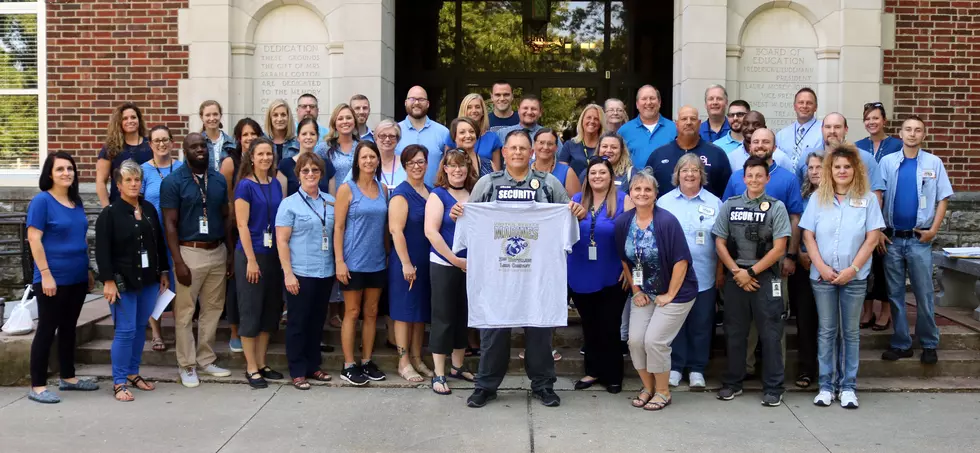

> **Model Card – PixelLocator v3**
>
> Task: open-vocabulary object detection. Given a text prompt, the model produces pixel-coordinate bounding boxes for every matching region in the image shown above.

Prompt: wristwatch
[747,268,757,278]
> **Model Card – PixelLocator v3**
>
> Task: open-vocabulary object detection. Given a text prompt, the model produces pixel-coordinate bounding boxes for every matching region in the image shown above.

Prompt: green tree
[0,14,39,168]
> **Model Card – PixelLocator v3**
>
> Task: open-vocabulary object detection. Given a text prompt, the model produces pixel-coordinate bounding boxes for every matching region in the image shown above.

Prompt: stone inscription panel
[738,46,816,131]
[254,43,329,117]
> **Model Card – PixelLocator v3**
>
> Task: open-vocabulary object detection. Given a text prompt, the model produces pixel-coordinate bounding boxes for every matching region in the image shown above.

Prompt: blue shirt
[296,122,330,140]
[341,180,388,272]
[141,159,184,221]
[159,165,228,242]
[359,126,375,143]
[727,145,794,174]
[568,191,627,293]
[396,117,451,186]
[795,148,883,191]
[799,192,885,281]
[495,123,560,150]
[26,192,90,285]
[98,139,153,203]
[854,135,903,162]
[657,188,723,292]
[775,118,824,170]
[445,132,502,161]
[203,130,236,172]
[617,116,678,172]
[278,154,336,196]
[325,141,356,185]
[275,189,336,278]
[274,138,301,162]
[713,132,742,154]
[892,158,918,230]
[429,187,466,263]
[235,177,283,254]
[699,118,730,143]
[558,140,597,177]
[646,139,731,199]
[488,111,520,131]
[344,165,407,189]
[874,149,953,230]
[552,162,571,188]
[723,165,804,215]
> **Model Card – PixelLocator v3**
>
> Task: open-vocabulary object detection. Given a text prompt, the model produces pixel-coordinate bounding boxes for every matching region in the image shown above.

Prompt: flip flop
[431,376,451,395]
[449,365,476,382]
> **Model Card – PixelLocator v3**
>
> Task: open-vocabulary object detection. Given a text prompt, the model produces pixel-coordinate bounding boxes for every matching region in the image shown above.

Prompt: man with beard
[349,94,374,142]
[713,100,750,153]
[775,87,824,170]
[646,106,731,198]
[488,80,519,131]
[295,93,329,138]
[603,98,629,133]
[618,85,677,171]
[795,113,880,184]
[395,85,451,185]
[700,85,730,143]
[161,133,235,387]
[727,111,793,172]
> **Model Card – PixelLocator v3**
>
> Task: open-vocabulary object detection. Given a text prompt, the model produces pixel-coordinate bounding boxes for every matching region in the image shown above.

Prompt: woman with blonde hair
[559,104,605,177]
[264,99,299,163]
[96,102,152,207]
[200,100,237,172]
[447,93,503,170]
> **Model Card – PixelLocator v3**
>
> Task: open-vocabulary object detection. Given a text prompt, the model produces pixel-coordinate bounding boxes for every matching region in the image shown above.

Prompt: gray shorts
[234,248,284,338]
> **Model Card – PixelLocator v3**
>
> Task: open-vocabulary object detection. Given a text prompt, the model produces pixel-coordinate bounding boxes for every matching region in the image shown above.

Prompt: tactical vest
[480,169,554,203]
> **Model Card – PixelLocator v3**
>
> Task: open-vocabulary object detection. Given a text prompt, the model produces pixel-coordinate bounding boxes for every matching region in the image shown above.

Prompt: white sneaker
[688,372,706,389]
[668,370,682,387]
[839,390,859,409]
[199,363,231,377]
[179,367,199,388]
[813,390,834,407]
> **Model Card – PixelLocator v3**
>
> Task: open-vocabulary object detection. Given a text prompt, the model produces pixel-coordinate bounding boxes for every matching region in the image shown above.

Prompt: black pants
[429,263,468,355]
[722,270,785,395]
[285,276,334,379]
[790,268,818,379]
[571,284,627,386]
[866,250,888,301]
[476,327,555,392]
[30,282,88,387]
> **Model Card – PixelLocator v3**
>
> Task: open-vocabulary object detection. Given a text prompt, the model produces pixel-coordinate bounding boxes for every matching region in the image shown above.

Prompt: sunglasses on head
[588,155,610,165]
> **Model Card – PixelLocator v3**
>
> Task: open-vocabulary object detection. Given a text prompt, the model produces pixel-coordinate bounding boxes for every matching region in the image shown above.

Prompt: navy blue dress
[388,181,433,322]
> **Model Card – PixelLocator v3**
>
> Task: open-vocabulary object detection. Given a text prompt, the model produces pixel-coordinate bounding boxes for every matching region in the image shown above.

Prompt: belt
[884,228,920,239]
[179,240,221,250]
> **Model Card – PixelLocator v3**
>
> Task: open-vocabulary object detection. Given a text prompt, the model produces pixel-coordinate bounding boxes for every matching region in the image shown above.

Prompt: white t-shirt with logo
[453,201,580,329]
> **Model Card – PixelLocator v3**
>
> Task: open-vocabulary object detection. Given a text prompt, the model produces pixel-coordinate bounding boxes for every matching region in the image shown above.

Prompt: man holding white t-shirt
[451,130,586,408]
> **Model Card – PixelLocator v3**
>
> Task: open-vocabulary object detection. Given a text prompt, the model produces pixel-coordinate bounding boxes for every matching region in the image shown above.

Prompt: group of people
[24,81,950,414]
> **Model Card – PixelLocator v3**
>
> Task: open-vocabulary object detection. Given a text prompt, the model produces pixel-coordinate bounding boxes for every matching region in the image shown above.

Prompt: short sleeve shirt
[799,192,885,281]
[159,165,228,242]
[713,192,792,267]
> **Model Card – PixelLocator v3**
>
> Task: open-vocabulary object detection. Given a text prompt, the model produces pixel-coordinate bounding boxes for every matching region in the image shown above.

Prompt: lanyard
[152,159,172,180]
[381,158,396,187]
[255,176,274,230]
[192,171,208,218]
[589,200,605,246]
[299,191,328,230]
[633,221,645,266]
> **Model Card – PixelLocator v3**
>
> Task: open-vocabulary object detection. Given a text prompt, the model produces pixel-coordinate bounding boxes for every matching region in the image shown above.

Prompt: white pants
[627,298,694,374]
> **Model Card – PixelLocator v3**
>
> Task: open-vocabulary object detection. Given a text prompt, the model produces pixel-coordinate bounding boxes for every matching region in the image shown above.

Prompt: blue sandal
[431,376,451,395]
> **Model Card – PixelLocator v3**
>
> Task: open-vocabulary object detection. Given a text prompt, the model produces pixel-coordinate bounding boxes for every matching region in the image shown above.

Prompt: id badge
[199,216,209,234]
[321,234,330,251]
[695,230,706,245]
[772,279,782,298]
[140,250,149,269]
[588,245,597,261]
[632,267,643,286]
[919,195,927,209]
[263,230,273,248]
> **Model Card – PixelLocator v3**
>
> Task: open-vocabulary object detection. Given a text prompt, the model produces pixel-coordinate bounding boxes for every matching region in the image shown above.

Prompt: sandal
[431,375,451,395]
[113,384,134,402]
[795,373,812,389]
[632,389,653,408]
[860,314,876,329]
[449,365,476,382]
[292,377,311,390]
[552,349,562,362]
[329,314,342,329]
[464,347,481,357]
[872,319,891,331]
[399,364,424,383]
[309,370,332,382]
[643,392,672,411]
[413,360,434,378]
[151,337,166,352]
[127,375,155,391]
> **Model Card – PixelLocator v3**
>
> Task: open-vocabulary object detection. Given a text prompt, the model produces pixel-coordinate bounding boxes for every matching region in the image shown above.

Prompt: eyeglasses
[151,138,171,144]
[605,108,626,113]
[298,104,317,110]
[300,168,321,175]
[377,134,398,142]
[679,168,700,175]
[406,160,427,168]
[407,97,428,104]
[726,112,747,118]
[445,164,466,170]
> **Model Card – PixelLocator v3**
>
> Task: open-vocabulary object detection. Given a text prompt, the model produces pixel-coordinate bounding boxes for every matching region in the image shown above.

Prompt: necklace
[535,159,556,173]
[449,183,466,190]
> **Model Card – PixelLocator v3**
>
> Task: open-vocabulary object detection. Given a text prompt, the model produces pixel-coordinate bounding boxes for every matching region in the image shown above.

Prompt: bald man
[396,85,451,185]
[646,105,732,198]
[794,113,882,186]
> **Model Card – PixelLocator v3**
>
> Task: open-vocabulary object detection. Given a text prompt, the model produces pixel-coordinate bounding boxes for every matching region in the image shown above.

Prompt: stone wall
[937,193,980,249]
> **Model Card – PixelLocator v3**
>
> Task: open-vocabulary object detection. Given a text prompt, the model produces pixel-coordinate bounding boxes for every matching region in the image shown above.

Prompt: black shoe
[717,386,742,401]
[921,348,938,365]
[579,347,585,356]
[258,366,284,380]
[467,389,497,408]
[606,384,622,394]
[532,388,561,407]
[340,364,369,386]
[385,340,398,350]
[573,378,597,390]
[360,360,387,381]
[621,340,629,357]
[715,309,724,327]
[245,371,268,389]
[881,347,914,361]
[320,343,335,353]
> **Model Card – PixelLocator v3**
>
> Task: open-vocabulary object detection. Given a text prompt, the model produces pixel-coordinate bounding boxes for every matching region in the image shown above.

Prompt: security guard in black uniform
[711,156,792,407]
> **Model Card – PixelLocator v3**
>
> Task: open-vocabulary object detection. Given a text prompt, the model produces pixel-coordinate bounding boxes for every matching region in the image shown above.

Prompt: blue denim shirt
[204,130,237,172]
[276,138,302,161]
[617,116,678,172]
[775,118,824,170]
[396,117,451,186]
[874,149,953,229]
[275,189,336,278]
[799,192,885,281]
[713,132,742,154]
[657,188,723,292]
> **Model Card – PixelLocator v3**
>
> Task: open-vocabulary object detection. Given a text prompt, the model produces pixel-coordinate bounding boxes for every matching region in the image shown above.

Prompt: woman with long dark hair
[27,152,97,403]
[96,102,152,207]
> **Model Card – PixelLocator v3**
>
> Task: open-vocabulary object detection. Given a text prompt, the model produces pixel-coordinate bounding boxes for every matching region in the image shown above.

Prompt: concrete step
[75,339,980,378]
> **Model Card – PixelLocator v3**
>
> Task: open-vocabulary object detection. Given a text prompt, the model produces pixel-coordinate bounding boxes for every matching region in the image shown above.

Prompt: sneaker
[688,372,706,389]
[341,364,369,386]
[921,348,938,365]
[532,388,561,407]
[179,367,200,388]
[761,393,783,407]
[668,370,682,387]
[229,338,243,353]
[839,390,859,409]
[360,361,387,381]
[200,363,231,377]
[466,388,497,408]
[579,347,585,356]
[813,390,834,407]
[716,387,742,401]
[881,347,913,361]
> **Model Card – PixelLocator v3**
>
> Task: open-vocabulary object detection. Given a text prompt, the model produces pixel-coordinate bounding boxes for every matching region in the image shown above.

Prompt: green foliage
[0,14,40,168]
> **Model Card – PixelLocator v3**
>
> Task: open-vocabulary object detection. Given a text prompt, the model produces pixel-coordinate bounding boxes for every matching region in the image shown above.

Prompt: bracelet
[850,264,860,273]
[38,267,49,273]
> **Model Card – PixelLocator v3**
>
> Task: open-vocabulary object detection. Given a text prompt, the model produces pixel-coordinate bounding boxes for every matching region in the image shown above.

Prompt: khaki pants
[174,244,228,369]
[746,276,788,374]
[628,298,694,374]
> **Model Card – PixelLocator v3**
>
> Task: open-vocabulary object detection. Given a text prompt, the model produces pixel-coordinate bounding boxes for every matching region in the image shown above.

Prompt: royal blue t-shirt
[26,192,90,285]
[235,177,284,254]
[568,191,627,293]
[646,139,731,199]
[892,157,919,230]
[855,136,903,163]
[97,140,153,203]
[445,132,503,161]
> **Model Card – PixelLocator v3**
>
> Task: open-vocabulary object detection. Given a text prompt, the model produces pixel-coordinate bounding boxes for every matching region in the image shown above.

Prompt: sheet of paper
[943,247,980,259]
[151,289,176,321]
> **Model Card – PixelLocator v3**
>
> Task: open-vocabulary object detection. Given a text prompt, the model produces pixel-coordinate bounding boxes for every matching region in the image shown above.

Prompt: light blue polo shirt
[799,191,885,281]
[275,189,336,279]
[728,144,794,174]
[617,116,678,172]
[775,118,824,170]
[796,147,883,191]
[395,116,451,186]
[723,164,804,215]
[657,187,723,292]
[713,132,742,154]
[874,149,953,230]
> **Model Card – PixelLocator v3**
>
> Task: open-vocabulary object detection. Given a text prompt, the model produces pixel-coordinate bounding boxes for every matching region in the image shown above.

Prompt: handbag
[1,285,36,335]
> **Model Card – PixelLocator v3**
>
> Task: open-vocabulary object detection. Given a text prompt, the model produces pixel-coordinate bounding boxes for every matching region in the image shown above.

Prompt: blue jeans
[812,279,866,393]
[111,284,159,385]
[884,237,939,350]
[671,289,716,374]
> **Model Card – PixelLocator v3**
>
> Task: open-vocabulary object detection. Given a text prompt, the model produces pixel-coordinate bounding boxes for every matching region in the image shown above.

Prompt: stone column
[332,0,396,126]
[178,0,233,131]
[673,0,729,118]
[838,2,886,128]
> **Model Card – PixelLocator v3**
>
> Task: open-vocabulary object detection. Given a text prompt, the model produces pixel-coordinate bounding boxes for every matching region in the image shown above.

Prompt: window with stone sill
[0,1,43,172]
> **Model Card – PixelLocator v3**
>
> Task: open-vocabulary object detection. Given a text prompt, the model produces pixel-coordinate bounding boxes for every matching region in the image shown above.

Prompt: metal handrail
[0,209,101,289]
